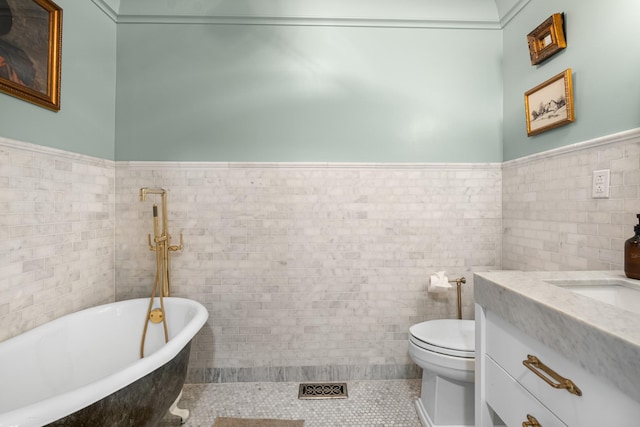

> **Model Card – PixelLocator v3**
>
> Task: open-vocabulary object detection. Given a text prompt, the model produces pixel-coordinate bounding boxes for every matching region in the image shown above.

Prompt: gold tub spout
[139,187,164,201]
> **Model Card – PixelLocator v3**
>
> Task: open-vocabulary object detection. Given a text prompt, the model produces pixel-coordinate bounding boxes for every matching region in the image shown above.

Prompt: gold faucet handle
[147,234,156,251]
[154,234,168,244]
[169,232,183,251]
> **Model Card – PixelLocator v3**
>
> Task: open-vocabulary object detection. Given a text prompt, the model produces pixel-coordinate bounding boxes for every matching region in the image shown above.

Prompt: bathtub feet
[169,390,190,424]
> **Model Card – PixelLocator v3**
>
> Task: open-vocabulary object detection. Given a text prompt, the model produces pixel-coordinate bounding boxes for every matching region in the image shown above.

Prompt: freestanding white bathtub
[0,297,208,427]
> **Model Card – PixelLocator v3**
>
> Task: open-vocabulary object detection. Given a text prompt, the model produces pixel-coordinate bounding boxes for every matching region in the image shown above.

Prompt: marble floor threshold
[159,379,422,427]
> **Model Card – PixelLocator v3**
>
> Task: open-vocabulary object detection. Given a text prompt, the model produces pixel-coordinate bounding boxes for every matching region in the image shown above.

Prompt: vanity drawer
[485,355,566,427]
[485,311,640,426]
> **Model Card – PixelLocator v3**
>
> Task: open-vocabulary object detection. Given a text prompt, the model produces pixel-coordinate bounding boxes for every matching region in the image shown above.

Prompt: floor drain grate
[298,382,348,400]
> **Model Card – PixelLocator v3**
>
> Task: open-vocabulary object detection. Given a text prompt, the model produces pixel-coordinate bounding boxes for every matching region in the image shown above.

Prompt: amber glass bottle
[624,214,640,279]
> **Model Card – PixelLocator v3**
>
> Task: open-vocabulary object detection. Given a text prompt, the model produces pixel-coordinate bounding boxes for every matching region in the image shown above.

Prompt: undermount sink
[546,278,640,315]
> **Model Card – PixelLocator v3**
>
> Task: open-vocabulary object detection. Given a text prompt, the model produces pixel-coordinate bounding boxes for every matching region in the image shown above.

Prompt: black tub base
[46,342,192,427]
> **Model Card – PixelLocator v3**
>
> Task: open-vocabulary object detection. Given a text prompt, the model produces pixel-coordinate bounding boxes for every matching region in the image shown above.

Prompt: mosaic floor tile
[159,379,422,427]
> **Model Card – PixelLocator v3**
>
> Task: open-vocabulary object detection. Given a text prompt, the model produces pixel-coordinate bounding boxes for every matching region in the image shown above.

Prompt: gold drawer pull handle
[523,354,582,396]
[522,414,541,427]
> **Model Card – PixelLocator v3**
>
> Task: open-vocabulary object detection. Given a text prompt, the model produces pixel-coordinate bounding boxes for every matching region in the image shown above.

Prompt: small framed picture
[524,68,574,136]
[527,13,566,66]
[0,0,63,111]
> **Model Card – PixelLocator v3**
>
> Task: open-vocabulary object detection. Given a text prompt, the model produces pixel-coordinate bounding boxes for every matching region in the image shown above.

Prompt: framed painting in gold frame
[524,68,574,137]
[0,0,62,111]
[527,13,566,66]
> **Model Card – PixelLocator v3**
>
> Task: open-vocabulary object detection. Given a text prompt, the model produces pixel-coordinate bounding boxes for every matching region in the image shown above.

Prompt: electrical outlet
[592,169,610,198]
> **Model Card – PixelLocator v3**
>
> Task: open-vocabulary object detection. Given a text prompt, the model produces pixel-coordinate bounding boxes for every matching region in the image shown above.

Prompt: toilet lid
[409,319,475,357]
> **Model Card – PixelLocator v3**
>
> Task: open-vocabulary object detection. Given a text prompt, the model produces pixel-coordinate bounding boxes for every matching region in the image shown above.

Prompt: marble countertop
[474,270,640,403]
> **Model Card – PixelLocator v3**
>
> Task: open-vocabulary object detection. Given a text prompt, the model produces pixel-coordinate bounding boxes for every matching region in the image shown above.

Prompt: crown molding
[88,0,500,29]
[91,0,118,22]
[114,14,500,30]
[499,0,532,27]
[90,0,512,29]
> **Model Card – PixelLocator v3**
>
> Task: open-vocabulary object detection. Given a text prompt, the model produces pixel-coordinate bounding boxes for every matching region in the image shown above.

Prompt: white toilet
[408,318,475,427]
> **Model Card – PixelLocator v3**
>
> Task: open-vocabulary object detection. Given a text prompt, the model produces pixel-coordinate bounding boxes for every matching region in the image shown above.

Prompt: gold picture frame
[527,13,566,66]
[524,68,574,136]
[0,0,62,111]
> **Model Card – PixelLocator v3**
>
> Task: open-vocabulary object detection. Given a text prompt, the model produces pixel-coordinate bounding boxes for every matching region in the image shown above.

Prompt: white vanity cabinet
[476,304,640,427]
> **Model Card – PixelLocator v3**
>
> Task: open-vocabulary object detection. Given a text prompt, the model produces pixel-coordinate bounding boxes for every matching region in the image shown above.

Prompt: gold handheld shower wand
[139,188,183,358]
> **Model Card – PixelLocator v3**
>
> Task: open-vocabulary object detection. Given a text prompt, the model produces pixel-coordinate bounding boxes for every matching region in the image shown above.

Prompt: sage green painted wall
[114,24,502,162]
[0,0,117,159]
[4,1,638,163]
[502,0,640,160]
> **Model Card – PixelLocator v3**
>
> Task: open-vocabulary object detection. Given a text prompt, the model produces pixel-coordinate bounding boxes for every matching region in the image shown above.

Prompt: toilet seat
[409,319,475,358]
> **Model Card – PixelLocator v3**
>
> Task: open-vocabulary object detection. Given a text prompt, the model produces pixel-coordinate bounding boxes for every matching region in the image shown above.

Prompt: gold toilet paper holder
[448,277,466,320]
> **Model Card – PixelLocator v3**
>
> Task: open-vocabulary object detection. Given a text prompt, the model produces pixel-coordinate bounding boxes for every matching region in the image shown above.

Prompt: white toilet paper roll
[428,271,452,293]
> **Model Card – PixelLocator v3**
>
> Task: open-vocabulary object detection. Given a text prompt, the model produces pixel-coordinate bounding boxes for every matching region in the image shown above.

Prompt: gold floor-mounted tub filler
[139,188,183,358]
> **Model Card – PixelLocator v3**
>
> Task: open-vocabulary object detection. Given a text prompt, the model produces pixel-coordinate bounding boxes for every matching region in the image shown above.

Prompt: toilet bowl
[408,319,475,427]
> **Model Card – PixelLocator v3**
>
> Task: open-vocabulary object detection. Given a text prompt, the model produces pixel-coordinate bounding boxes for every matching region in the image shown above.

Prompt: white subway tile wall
[0,138,115,342]
[4,129,636,382]
[502,132,640,271]
[115,162,502,381]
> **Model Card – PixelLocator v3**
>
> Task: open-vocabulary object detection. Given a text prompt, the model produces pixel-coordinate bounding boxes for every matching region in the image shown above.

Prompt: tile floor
[159,379,422,427]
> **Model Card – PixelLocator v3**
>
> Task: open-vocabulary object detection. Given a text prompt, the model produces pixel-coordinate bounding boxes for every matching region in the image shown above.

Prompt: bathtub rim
[0,297,208,427]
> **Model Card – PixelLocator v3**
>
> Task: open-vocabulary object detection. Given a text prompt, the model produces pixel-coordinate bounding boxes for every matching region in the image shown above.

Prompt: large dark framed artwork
[524,68,574,136]
[0,0,62,111]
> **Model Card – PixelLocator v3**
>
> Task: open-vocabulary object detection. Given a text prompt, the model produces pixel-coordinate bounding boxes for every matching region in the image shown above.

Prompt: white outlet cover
[592,169,610,198]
